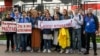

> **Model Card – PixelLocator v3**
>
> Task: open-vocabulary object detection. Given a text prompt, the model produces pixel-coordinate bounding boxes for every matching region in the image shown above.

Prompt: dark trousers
[20,34,27,51]
[6,34,14,50]
[27,34,31,47]
[81,34,86,48]
[40,31,43,51]
[85,32,97,53]
[69,28,73,48]
[81,28,86,48]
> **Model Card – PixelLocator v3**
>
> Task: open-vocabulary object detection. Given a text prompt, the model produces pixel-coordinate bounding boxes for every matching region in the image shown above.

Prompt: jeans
[20,34,28,51]
[85,32,97,53]
[69,28,73,48]
[43,39,51,50]
[13,34,20,50]
[72,28,81,51]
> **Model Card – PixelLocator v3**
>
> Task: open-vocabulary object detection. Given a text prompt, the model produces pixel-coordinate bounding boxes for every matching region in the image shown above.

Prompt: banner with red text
[17,23,32,34]
[1,21,16,32]
[38,19,73,29]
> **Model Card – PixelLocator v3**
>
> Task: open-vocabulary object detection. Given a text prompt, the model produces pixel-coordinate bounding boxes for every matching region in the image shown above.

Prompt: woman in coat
[30,10,41,52]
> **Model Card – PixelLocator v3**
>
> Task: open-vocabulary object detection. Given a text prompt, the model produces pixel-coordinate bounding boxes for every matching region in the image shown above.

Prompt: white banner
[1,21,16,32]
[17,23,32,34]
[38,19,73,29]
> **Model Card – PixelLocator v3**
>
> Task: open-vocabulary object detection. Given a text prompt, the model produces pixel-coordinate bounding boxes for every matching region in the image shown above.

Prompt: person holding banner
[18,11,30,52]
[4,11,15,52]
[59,9,71,53]
[38,11,44,51]
[42,12,53,53]
[26,11,32,50]
[13,11,21,52]
[30,10,41,52]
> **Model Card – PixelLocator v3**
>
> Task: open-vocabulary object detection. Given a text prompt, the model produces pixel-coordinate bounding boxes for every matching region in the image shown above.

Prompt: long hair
[63,9,69,19]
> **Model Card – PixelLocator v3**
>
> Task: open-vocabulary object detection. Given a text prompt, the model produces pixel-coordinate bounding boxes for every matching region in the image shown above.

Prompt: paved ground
[0,45,100,56]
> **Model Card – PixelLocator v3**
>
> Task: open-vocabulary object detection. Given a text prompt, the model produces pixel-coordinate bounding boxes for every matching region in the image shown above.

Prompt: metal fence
[22,3,72,11]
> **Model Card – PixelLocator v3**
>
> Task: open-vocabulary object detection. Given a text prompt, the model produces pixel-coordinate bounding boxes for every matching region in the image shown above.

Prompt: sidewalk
[0,40,100,48]
[0,45,99,56]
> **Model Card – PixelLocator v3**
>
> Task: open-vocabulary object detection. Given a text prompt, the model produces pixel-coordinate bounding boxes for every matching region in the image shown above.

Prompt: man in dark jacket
[4,11,15,52]
[84,8,99,55]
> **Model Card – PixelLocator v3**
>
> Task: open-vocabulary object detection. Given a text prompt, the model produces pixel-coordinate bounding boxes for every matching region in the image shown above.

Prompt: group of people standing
[3,7,99,55]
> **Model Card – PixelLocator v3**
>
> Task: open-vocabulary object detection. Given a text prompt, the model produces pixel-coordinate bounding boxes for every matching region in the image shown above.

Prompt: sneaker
[60,49,64,53]
[43,49,46,53]
[26,46,31,51]
[48,49,51,53]
[65,49,69,54]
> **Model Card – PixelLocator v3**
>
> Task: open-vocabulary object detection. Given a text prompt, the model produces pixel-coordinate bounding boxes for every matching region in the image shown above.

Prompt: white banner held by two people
[38,19,73,29]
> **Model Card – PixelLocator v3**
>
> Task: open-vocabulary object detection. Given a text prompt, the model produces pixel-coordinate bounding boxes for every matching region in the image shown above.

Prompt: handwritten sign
[1,21,16,32]
[17,23,32,34]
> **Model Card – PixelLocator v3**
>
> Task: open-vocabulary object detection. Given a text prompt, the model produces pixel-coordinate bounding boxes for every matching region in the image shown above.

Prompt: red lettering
[11,27,16,32]
[17,29,31,33]
[17,25,22,28]
[26,25,31,28]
